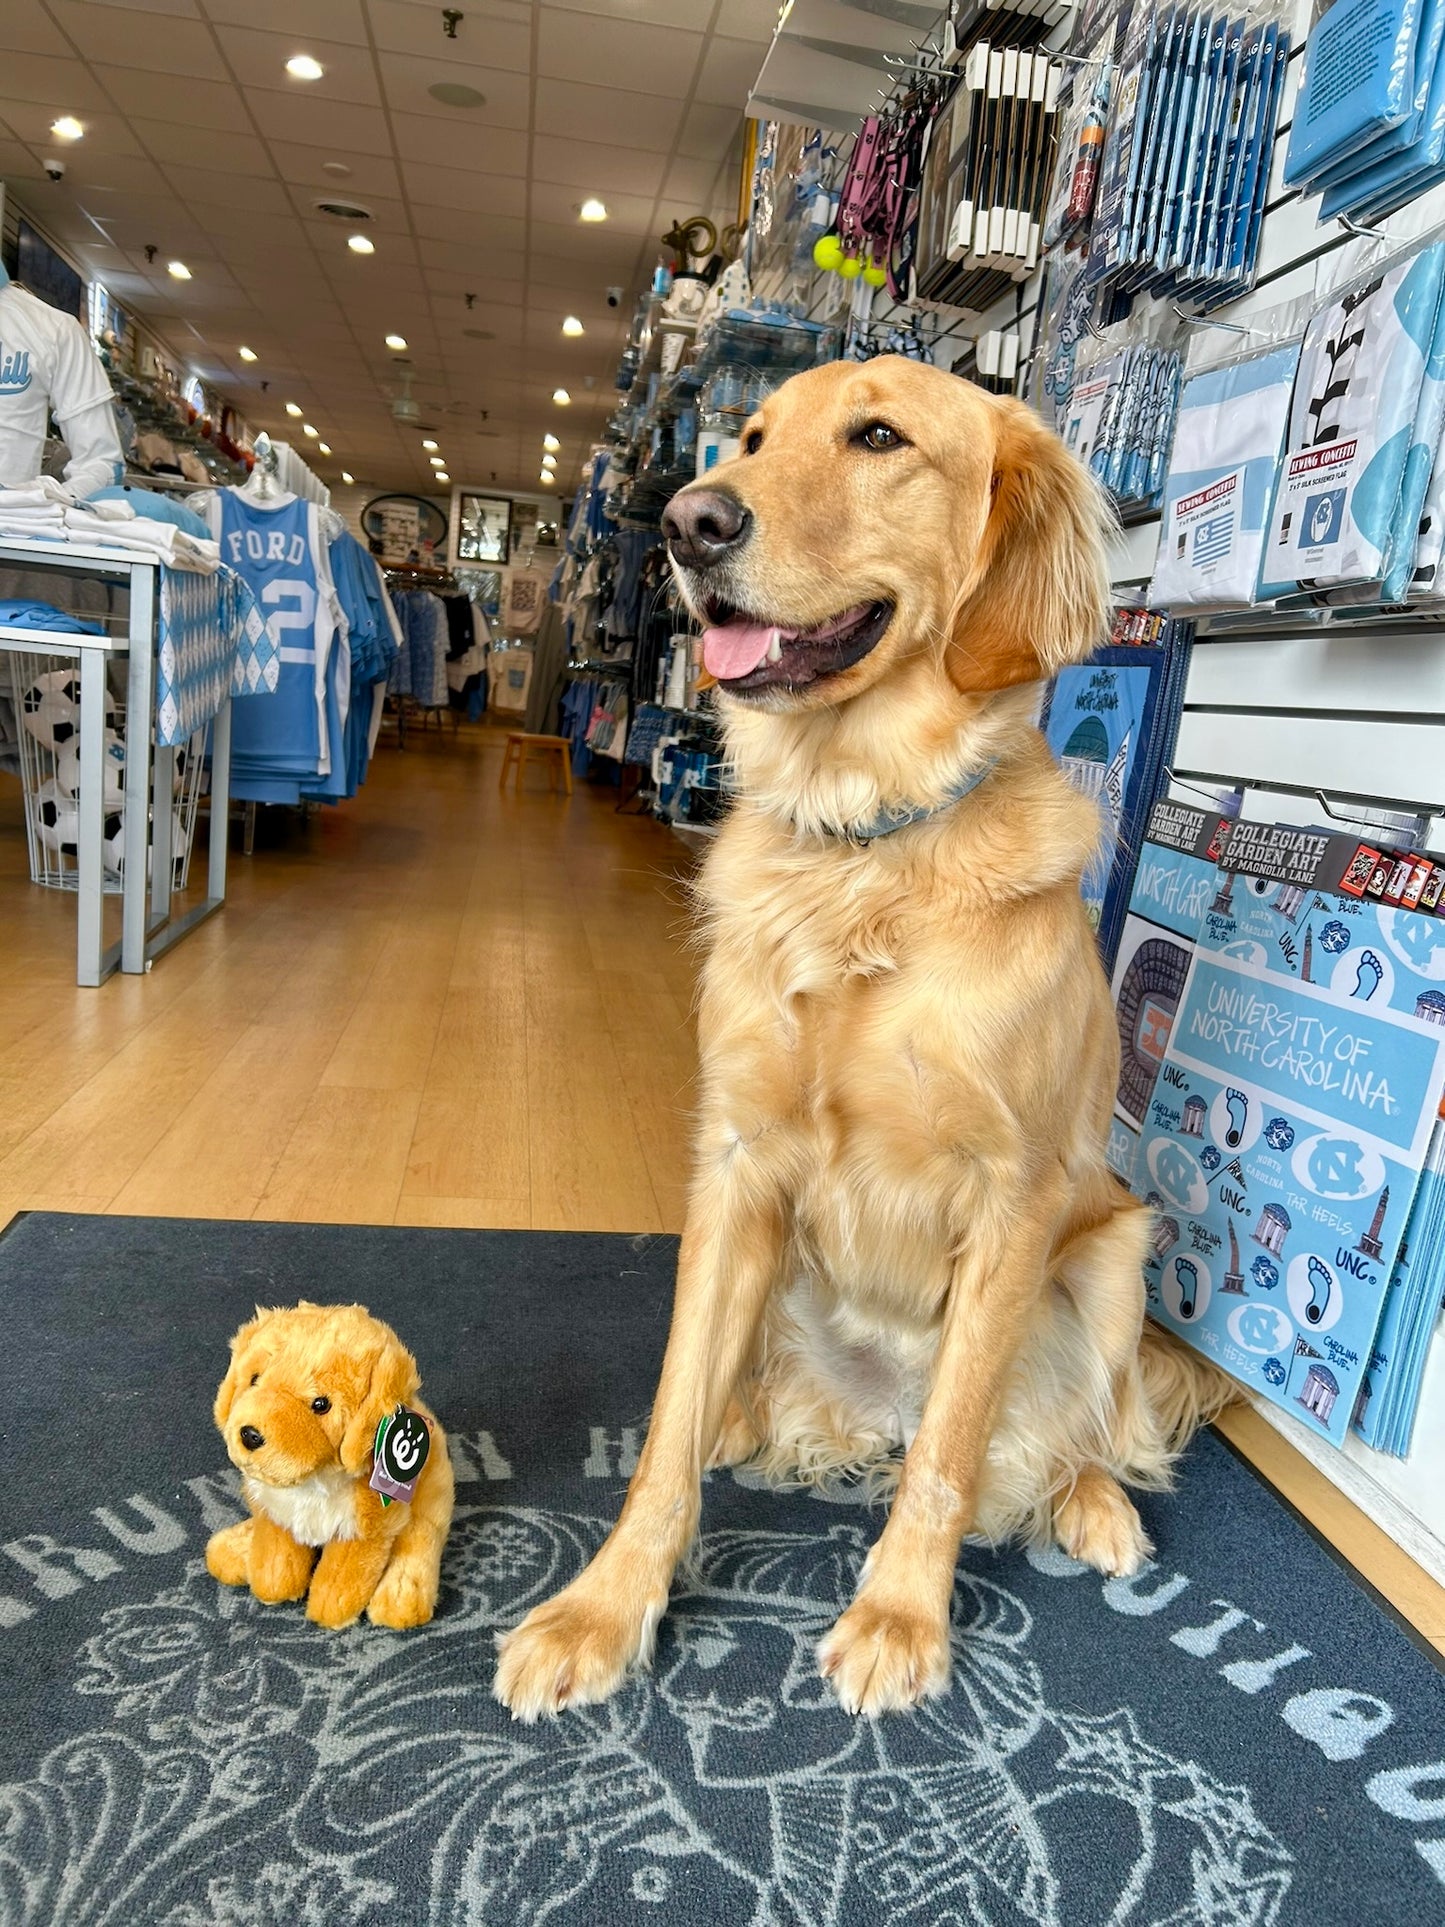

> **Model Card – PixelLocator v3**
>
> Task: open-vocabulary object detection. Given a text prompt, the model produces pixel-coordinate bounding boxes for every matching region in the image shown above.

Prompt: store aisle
[0,728,699,1234]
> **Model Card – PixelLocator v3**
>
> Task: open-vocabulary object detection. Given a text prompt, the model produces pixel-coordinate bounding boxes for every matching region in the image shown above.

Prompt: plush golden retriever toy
[205,1302,454,1630]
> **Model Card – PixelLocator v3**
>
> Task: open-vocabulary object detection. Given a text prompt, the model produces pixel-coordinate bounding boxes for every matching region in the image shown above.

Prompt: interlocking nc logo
[1154,1144,1199,1207]
[1393,914,1444,972]
[1238,1306,1285,1350]
[1307,1138,1364,1194]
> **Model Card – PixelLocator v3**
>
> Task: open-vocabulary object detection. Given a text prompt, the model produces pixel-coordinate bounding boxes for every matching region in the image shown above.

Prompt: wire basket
[5,650,204,894]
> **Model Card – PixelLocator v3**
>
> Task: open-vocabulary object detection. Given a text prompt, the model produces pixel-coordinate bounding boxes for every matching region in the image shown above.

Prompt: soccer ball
[103,809,125,876]
[34,777,79,857]
[20,670,115,751]
[55,729,126,807]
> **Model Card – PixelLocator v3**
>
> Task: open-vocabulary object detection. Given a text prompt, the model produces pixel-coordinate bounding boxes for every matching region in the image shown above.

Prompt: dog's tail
[1138,1318,1241,1451]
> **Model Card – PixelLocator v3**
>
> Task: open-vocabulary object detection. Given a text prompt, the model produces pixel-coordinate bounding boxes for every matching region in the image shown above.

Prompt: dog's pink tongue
[703,620,778,681]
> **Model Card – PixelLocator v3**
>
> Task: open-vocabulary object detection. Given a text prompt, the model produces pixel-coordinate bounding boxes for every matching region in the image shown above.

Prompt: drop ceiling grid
[0,0,767,494]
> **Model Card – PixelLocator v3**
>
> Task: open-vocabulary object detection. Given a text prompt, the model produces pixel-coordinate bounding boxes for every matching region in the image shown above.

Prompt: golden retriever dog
[495,356,1230,1721]
[206,1302,454,1630]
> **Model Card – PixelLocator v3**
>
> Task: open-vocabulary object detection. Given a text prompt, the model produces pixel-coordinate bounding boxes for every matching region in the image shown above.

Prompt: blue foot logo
[1224,1089,1248,1149]
[1306,1256,1332,1325]
[1352,950,1383,1000]
[1175,1258,1200,1320]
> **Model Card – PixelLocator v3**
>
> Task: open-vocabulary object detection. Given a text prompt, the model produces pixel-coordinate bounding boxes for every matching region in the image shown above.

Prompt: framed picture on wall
[452,491,512,566]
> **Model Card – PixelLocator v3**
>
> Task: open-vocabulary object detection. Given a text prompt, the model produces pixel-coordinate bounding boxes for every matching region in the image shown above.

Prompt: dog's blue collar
[838,757,998,845]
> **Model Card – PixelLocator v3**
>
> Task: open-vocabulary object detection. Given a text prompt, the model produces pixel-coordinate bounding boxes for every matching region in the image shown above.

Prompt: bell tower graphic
[1221,1216,1246,1294]
[1357,1185,1389,1261]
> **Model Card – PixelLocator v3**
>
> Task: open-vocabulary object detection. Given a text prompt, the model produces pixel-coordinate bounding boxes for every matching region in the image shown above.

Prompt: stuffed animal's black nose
[239,1425,264,1451]
[662,488,751,570]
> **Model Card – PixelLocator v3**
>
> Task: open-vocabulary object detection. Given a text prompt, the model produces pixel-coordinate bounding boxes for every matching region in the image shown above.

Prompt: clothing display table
[0,537,232,986]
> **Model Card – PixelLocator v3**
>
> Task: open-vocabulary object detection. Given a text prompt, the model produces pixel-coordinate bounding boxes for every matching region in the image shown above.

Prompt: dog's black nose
[238,1425,264,1451]
[662,488,751,570]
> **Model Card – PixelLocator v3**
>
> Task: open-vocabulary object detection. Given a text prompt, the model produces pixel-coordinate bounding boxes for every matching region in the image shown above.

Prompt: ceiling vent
[312,198,373,221]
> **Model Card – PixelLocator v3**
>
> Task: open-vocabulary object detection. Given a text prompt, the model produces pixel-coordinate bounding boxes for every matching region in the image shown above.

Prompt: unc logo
[1318,920,1351,956]
[1148,1139,1208,1213]
[1263,1116,1295,1152]
[1228,1303,1293,1355]
[1263,1355,1287,1386]
[1292,1132,1384,1203]
[1380,909,1445,980]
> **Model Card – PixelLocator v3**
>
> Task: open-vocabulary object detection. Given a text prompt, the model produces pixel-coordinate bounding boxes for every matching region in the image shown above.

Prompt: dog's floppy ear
[213,1308,271,1431]
[340,1333,422,1474]
[947,395,1114,694]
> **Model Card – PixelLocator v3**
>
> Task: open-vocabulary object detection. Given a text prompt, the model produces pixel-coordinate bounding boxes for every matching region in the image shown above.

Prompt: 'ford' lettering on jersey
[224,526,309,569]
[0,345,33,394]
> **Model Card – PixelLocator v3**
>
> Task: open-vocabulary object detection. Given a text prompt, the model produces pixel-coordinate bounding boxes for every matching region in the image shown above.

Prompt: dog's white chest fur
[245,1466,360,1545]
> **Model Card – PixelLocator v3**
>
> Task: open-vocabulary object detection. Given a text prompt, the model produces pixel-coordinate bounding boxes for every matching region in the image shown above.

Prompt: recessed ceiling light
[285,401,303,417]
[50,117,84,142]
[429,456,445,467]
[579,198,608,223]
[543,433,560,452]
[322,160,352,178]
[286,54,325,81]
[303,423,318,437]
[428,82,486,108]
[422,438,438,451]
[562,315,584,337]
[541,454,556,469]
[385,333,407,351]
[540,472,555,484]
[435,473,450,484]
[341,471,354,485]
[461,327,495,341]
[318,442,331,455]
[238,346,257,362]
[552,388,570,405]
[347,234,375,255]
[167,261,191,280]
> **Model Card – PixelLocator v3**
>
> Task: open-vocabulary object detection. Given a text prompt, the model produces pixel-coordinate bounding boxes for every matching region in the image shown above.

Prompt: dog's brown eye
[743,428,763,455]
[311,1396,331,1414]
[858,421,904,452]
[249,1373,259,1386]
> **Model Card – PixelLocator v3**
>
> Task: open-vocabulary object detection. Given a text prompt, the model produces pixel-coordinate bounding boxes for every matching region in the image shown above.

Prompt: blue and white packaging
[1284,0,1424,187]
[1149,335,1303,610]
[1261,243,1445,593]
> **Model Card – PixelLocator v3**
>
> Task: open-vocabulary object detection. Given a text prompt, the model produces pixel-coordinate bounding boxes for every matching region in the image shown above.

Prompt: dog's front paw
[205,1520,253,1588]
[367,1561,436,1630]
[1053,1468,1152,1578]
[493,1577,666,1722]
[818,1591,951,1715]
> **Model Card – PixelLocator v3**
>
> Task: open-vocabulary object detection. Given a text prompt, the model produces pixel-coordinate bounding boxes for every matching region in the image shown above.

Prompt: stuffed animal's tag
[370,1404,430,1506]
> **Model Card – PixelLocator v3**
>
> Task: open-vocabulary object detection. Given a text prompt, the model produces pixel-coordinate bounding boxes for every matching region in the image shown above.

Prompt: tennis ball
[838,254,863,279]
[863,261,888,287]
[812,234,844,271]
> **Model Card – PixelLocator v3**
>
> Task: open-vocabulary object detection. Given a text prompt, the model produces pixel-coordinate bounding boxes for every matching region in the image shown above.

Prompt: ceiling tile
[201,0,368,39]
[369,1,531,72]
[245,89,389,149]
[536,12,702,94]
[49,5,228,78]
[695,35,765,109]
[530,134,666,197]
[129,119,274,174]
[380,55,529,127]
[166,165,292,214]
[416,235,527,279]
[6,2,73,57]
[389,114,528,175]
[542,0,719,27]
[676,101,742,160]
[408,204,526,250]
[534,79,681,152]
[213,27,382,103]
[398,163,527,217]
[94,66,252,129]
[263,143,402,197]
[0,54,114,114]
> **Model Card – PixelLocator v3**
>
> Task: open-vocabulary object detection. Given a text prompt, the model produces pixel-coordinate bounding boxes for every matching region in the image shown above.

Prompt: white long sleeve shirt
[0,277,124,499]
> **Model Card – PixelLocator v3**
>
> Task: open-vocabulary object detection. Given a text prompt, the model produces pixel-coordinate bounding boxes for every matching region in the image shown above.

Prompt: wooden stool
[499,731,573,796]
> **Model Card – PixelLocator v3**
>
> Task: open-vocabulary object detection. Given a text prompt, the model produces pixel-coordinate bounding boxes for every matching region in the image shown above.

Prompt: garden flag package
[1261,242,1445,596]
[1131,818,1445,1446]
[1149,335,1304,610]
[1284,0,1425,187]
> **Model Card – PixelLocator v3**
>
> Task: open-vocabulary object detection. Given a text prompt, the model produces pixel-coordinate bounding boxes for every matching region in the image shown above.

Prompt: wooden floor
[2,719,1442,1654]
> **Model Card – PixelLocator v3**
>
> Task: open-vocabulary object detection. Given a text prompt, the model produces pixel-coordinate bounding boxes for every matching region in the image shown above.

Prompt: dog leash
[831,757,999,846]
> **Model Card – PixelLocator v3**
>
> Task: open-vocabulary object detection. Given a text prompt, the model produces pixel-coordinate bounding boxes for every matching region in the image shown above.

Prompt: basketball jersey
[210,490,343,780]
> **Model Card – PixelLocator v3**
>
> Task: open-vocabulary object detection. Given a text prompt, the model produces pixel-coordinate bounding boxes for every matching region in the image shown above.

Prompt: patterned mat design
[0,1214,1440,1926]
